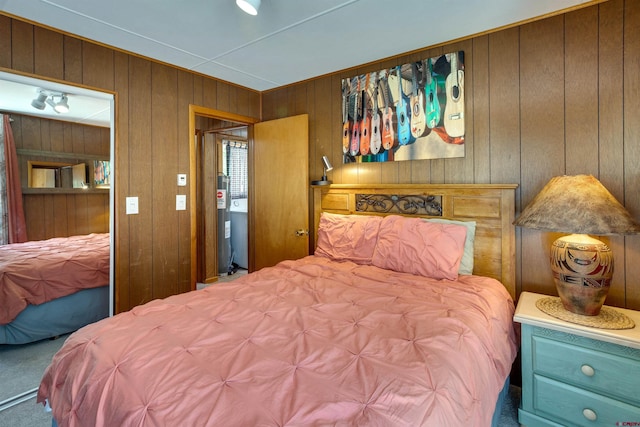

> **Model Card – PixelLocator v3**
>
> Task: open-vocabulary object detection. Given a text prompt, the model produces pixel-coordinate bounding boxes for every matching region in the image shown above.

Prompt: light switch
[177,174,187,186]
[176,194,187,210]
[126,197,139,215]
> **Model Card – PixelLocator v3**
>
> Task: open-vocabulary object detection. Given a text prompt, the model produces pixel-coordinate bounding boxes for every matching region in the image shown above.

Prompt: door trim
[188,105,258,290]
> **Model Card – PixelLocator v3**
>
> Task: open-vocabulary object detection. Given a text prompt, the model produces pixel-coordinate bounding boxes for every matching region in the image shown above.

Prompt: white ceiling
[0,0,593,125]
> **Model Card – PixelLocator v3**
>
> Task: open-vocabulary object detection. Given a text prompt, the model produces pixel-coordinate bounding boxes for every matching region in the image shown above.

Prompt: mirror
[0,70,114,408]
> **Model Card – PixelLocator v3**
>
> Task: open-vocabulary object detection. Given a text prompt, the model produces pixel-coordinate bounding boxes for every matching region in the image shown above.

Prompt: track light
[54,95,69,113]
[236,0,260,15]
[37,92,70,114]
[31,91,48,110]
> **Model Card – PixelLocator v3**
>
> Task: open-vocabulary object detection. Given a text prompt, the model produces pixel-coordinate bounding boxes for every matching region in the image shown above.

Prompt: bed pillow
[315,212,382,264]
[426,218,476,275]
[371,215,467,280]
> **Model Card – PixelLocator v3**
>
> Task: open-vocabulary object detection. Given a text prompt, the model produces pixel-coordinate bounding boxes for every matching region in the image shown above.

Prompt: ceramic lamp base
[550,234,613,316]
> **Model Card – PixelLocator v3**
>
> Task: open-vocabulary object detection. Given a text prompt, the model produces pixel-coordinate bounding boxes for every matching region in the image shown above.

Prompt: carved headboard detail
[312,184,518,299]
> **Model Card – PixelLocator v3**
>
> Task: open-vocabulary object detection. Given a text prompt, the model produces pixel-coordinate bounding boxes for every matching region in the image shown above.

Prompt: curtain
[0,114,27,244]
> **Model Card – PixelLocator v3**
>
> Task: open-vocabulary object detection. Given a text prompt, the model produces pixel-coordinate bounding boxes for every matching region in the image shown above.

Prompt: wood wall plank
[39,119,51,151]
[10,20,33,73]
[151,63,180,298]
[594,0,626,307]
[63,36,83,84]
[23,196,43,239]
[49,121,64,152]
[443,40,472,184]
[518,17,566,296]
[565,7,599,176]
[0,15,10,68]
[177,70,194,292]
[216,81,230,112]
[487,27,520,189]
[471,35,490,184]
[127,56,154,306]
[83,43,114,91]
[623,0,640,309]
[52,196,68,236]
[600,1,634,200]
[34,27,64,79]
[114,51,131,311]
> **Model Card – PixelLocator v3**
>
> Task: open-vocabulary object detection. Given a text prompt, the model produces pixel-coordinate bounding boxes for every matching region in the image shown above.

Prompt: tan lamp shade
[514,175,640,316]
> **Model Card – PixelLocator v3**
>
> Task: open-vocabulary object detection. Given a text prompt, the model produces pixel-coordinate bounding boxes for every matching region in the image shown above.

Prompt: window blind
[223,140,248,200]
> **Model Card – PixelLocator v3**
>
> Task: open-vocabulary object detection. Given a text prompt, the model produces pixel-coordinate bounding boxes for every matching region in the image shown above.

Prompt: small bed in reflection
[38,184,519,426]
[0,233,110,345]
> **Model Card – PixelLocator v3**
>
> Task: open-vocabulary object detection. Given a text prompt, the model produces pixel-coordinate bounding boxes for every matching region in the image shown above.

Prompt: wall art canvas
[93,160,111,188]
[341,51,464,163]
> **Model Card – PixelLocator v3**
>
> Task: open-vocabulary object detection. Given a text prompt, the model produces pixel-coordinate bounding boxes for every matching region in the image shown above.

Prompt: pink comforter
[0,233,110,324]
[39,256,517,427]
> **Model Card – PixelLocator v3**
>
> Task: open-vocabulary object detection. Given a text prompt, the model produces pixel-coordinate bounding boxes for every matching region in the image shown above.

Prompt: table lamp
[514,174,640,316]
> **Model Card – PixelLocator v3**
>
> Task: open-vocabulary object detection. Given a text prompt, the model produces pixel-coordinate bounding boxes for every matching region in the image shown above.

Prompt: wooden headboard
[312,184,518,299]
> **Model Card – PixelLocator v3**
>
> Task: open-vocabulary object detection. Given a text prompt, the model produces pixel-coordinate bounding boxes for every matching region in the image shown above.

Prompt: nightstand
[514,291,640,427]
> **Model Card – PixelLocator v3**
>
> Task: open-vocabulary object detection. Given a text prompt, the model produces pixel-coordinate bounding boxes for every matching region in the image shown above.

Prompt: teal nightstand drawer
[533,334,640,405]
[516,293,640,427]
[534,374,640,427]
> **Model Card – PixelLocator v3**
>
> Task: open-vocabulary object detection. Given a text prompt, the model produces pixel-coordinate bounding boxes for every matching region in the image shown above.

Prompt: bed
[0,233,110,345]
[38,184,519,427]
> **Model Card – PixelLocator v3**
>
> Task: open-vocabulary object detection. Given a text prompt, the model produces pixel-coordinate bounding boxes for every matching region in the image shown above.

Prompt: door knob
[295,229,309,236]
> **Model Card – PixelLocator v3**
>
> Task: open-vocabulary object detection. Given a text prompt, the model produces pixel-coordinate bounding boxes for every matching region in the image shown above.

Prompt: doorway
[188,105,257,290]
[196,124,249,284]
[188,108,310,290]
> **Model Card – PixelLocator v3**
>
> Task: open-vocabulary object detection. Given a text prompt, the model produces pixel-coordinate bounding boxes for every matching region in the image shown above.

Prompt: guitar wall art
[341,51,464,163]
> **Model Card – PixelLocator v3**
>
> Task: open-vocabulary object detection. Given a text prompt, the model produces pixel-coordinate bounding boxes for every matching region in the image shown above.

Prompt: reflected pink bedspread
[39,256,517,427]
[0,233,110,325]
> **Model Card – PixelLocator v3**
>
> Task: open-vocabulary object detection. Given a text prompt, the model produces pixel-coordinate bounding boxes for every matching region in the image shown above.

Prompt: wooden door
[251,114,309,271]
[196,130,219,284]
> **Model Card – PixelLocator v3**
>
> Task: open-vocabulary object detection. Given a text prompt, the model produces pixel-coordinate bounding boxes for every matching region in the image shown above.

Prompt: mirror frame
[0,68,116,314]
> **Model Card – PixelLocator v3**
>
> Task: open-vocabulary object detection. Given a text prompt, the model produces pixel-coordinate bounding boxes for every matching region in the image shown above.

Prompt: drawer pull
[583,408,597,421]
[580,364,595,377]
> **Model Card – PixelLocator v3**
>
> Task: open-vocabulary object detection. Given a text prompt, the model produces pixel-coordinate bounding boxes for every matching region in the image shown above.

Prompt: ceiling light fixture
[236,0,260,15]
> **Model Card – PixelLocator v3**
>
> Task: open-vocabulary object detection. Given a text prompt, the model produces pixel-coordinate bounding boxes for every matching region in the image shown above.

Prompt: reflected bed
[0,233,110,344]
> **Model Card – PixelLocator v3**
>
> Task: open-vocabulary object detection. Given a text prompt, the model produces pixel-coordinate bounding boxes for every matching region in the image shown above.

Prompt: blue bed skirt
[0,286,109,345]
[491,376,511,427]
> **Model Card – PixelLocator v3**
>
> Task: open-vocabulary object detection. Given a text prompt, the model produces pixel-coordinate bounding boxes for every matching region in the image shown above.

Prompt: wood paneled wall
[0,14,261,313]
[10,114,110,240]
[3,1,639,312]
[263,0,640,310]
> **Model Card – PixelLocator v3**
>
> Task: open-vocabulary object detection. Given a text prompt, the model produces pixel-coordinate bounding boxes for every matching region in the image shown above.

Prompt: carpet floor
[0,334,68,427]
